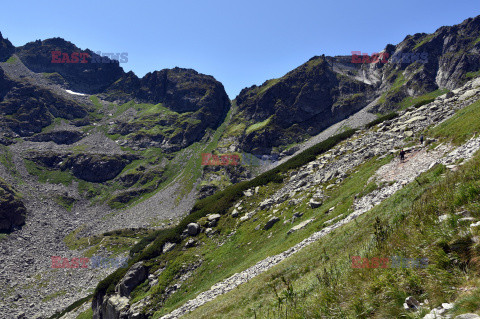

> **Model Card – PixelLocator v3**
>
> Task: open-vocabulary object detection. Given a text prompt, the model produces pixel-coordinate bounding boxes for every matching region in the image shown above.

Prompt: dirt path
[161,136,480,319]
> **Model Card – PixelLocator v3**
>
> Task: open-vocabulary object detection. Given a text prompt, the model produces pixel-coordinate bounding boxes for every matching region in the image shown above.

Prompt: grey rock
[243,190,253,197]
[207,214,221,221]
[405,296,420,309]
[207,214,221,227]
[187,223,200,236]
[309,198,322,209]
[115,262,148,297]
[231,209,239,217]
[185,238,196,248]
[287,219,314,234]
[260,198,274,210]
[163,242,176,253]
[455,314,480,319]
[263,217,280,230]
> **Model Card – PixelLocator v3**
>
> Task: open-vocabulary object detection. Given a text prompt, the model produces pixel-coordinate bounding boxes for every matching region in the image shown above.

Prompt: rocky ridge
[221,15,480,154]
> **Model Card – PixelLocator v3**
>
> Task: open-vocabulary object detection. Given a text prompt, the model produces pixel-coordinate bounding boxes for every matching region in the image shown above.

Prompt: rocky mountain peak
[0,31,14,62]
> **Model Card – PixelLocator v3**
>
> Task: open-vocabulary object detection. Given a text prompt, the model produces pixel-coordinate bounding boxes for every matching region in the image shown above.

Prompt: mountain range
[0,14,480,319]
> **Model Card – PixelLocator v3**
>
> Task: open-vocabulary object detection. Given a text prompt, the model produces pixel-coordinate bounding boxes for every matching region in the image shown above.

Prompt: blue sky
[1,1,479,98]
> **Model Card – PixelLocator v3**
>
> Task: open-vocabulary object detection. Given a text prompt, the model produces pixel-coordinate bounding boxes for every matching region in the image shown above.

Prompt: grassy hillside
[182,97,480,319]
[57,88,480,319]
[89,114,399,316]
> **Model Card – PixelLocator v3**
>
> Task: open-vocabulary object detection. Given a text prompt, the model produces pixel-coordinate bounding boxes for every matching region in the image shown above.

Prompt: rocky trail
[161,137,480,318]
[159,80,480,318]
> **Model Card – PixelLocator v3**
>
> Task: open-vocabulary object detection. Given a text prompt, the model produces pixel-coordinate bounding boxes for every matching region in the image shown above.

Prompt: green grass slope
[182,97,480,319]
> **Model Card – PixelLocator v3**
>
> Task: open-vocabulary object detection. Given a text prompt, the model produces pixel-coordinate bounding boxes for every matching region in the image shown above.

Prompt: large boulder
[115,262,148,297]
[187,223,200,236]
[309,198,322,209]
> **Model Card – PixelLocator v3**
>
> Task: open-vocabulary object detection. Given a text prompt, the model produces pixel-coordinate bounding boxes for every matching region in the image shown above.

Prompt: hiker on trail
[420,134,424,145]
[400,149,406,162]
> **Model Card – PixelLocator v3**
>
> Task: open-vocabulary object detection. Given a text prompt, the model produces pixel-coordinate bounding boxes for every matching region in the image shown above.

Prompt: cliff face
[105,67,230,131]
[103,68,230,152]
[368,15,480,113]
[233,57,373,153]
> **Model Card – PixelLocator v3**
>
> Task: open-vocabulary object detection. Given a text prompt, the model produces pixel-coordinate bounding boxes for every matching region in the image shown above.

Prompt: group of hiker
[399,134,424,163]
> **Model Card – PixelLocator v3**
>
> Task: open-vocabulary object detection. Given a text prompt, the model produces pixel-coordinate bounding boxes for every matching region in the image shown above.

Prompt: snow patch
[65,89,87,96]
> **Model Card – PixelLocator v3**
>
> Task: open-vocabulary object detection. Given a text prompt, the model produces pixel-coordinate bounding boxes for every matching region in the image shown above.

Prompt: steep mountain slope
[230,57,373,154]
[84,77,480,319]
[0,67,88,137]
[0,32,15,62]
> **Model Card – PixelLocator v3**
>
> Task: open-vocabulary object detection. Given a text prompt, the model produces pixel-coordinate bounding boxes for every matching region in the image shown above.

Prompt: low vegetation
[398,88,450,111]
[430,98,480,145]
[185,148,480,319]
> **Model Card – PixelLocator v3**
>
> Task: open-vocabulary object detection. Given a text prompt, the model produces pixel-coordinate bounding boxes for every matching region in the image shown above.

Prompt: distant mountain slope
[222,15,480,155]
[231,57,374,153]
[15,37,125,94]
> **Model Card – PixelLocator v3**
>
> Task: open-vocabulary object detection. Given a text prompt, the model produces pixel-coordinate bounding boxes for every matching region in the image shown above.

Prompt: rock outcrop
[0,70,88,136]
[232,57,373,153]
[0,32,14,62]
[25,130,85,144]
[0,178,26,232]
[27,151,136,183]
